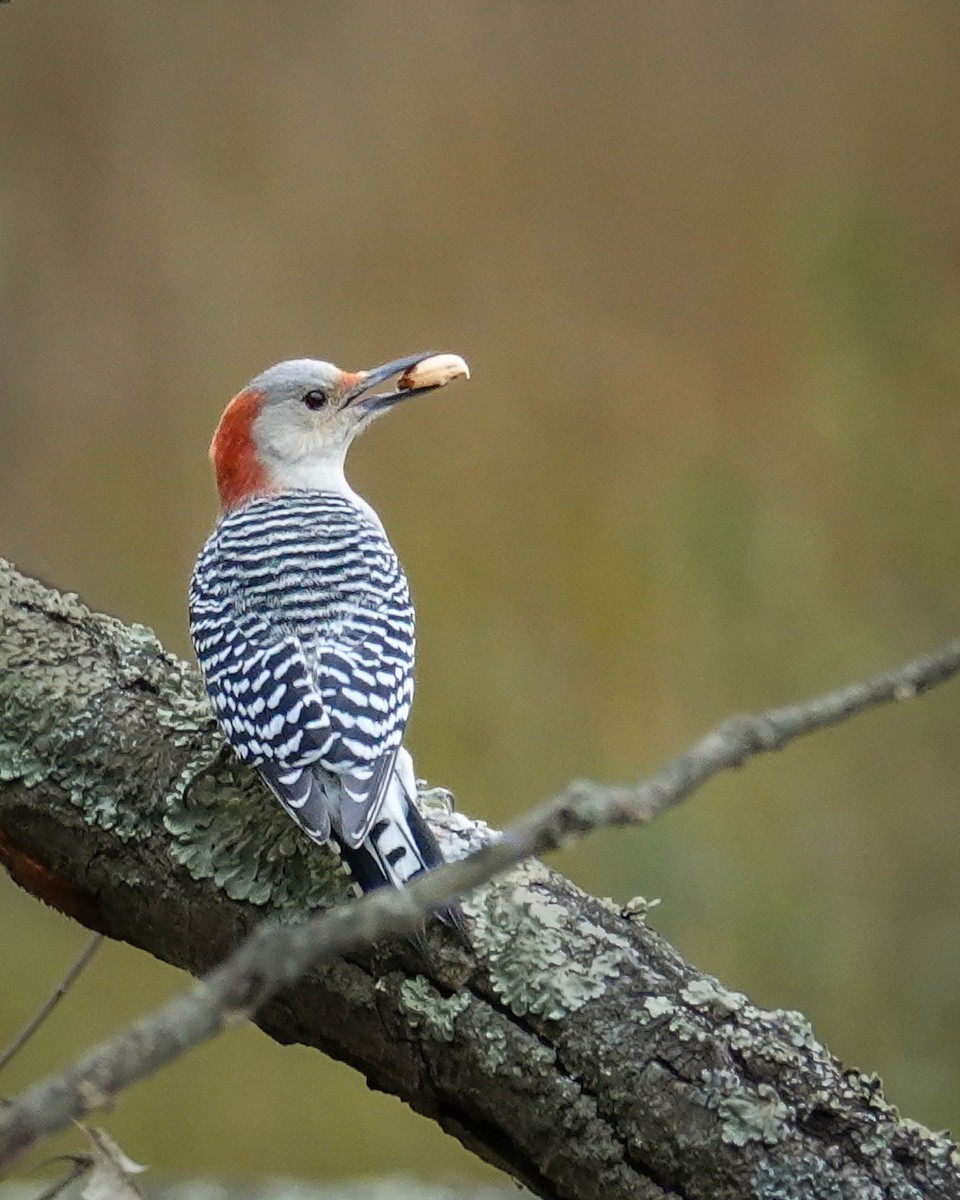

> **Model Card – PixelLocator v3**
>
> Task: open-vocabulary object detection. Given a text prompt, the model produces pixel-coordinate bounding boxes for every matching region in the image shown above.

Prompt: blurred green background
[2,0,960,1187]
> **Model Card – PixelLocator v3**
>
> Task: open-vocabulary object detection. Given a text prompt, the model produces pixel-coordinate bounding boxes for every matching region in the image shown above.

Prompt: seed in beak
[398,353,470,392]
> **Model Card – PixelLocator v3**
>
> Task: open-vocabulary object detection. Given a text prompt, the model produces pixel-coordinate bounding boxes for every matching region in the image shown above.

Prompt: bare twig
[1,638,959,1170]
[30,1156,91,1200]
[0,936,103,1078]
[544,635,960,827]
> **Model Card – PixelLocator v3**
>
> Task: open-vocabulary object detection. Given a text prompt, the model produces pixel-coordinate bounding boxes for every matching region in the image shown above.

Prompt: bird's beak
[340,352,443,415]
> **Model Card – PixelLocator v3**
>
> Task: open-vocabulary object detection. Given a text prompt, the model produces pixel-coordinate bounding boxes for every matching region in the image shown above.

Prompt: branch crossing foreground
[1,559,958,1199]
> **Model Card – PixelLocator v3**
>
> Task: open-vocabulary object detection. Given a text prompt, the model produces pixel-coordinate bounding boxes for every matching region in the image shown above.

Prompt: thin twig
[1,638,959,1169]
[0,935,103,1076]
[31,1156,91,1200]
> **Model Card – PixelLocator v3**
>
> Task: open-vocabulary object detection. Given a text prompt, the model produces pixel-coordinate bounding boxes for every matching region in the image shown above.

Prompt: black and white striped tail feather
[339,771,467,937]
[344,769,436,878]
[258,758,466,936]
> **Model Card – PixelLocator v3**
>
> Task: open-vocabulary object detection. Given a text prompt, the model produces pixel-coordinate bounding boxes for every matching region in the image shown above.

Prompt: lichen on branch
[1,557,959,1200]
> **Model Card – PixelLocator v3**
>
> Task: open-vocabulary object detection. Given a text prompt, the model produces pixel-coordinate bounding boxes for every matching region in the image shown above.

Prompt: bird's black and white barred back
[190,488,444,891]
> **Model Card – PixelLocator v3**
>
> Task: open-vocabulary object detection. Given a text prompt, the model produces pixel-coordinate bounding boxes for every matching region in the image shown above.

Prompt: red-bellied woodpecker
[189,352,469,911]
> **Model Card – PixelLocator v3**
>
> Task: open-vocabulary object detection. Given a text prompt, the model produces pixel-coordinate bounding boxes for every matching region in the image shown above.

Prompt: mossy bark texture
[0,559,956,1200]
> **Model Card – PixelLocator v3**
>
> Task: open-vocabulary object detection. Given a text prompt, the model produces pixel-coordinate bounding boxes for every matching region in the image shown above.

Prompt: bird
[189,351,469,919]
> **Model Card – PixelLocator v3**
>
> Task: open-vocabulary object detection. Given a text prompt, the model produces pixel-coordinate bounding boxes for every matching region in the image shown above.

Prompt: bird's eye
[302,389,329,411]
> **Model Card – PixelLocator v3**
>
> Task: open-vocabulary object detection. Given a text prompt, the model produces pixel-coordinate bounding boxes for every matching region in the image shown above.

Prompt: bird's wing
[300,641,413,844]
[207,621,408,847]
[196,609,335,769]
[334,748,400,848]
[257,757,332,844]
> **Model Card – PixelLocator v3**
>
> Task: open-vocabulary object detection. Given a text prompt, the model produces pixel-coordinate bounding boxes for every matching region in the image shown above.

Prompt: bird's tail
[341,776,444,891]
[259,752,466,937]
[340,759,467,938]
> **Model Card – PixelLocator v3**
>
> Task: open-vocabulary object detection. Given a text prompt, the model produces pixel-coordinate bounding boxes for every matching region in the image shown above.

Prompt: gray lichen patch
[0,562,197,840]
[724,999,838,1080]
[462,1003,558,1080]
[426,804,496,862]
[642,995,676,1021]
[398,975,472,1042]
[166,762,469,915]
[752,1150,854,1199]
[621,894,661,925]
[893,1118,960,1172]
[415,784,458,819]
[765,1007,820,1052]
[675,968,840,1087]
[462,859,636,1020]
[714,1083,790,1147]
[681,977,747,1017]
[469,1012,512,1073]
[666,1011,713,1050]
[166,749,349,911]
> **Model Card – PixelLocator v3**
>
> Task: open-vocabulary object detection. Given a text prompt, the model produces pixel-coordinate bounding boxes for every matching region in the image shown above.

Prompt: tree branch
[1,558,958,1199]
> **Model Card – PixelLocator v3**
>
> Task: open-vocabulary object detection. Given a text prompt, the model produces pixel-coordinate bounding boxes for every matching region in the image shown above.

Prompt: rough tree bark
[0,559,957,1200]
